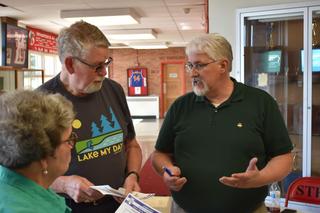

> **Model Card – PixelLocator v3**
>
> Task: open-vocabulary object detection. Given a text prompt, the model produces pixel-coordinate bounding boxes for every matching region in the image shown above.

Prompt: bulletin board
[127,67,148,96]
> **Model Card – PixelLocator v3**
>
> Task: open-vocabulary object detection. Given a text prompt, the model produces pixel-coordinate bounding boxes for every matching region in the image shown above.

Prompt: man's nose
[97,66,107,76]
[190,67,199,76]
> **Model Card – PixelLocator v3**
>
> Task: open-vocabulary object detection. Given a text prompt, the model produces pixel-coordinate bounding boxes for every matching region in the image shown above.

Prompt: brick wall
[109,47,189,116]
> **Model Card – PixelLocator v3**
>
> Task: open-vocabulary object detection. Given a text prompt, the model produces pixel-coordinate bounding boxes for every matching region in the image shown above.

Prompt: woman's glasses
[62,132,78,148]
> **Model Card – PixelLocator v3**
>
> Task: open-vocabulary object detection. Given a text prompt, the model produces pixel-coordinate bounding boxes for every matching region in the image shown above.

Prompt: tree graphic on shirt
[91,122,101,137]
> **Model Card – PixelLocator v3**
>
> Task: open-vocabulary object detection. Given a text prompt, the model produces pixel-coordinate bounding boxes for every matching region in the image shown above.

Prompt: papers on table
[90,185,155,200]
[115,193,161,213]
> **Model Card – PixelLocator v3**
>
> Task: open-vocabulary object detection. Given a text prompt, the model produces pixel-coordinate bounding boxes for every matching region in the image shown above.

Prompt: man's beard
[83,78,104,94]
[192,78,209,96]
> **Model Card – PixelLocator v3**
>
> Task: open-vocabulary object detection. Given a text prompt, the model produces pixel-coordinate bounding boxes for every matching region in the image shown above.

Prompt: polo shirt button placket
[211,107,218,126]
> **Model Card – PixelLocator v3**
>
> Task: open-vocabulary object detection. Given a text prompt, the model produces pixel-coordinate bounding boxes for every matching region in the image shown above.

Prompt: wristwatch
[126,171,140,182]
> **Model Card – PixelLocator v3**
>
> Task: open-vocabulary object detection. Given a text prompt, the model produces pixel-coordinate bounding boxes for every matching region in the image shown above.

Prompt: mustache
[192,77,201,85]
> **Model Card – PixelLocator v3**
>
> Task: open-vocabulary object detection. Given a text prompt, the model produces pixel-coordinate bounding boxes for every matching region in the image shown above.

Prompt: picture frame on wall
[1,23,28,68]
[127,67,148,96]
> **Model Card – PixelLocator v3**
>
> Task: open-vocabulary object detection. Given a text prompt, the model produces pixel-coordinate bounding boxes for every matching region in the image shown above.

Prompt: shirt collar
[194,77,244,104]
[0,165,40,189]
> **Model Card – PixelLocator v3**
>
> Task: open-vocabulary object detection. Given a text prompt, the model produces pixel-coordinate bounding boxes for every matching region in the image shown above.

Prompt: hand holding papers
[90,185,154,200]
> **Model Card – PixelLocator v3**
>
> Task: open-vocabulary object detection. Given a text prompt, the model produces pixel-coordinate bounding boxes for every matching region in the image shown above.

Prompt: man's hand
[219,157,260,188]
[123,172,141,193]
[113,172,141,203]
[163,166,187,191]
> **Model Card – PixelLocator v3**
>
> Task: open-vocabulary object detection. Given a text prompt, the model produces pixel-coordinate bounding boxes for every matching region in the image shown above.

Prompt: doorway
[161,62,186,117]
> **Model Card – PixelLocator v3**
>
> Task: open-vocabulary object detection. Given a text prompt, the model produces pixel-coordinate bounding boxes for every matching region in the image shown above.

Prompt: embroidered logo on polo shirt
[237,122,243,128]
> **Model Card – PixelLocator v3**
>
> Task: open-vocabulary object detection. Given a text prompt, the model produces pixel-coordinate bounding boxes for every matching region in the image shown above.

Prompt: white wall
[208,0,317,75]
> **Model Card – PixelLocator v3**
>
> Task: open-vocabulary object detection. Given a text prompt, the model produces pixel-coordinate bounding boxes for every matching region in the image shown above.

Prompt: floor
[133,118,163,166]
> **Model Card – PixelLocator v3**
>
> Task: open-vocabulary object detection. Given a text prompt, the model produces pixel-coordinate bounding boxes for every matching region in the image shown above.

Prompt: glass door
[237,4,320,211]
[238,8,306,195]
[311,7,320,177]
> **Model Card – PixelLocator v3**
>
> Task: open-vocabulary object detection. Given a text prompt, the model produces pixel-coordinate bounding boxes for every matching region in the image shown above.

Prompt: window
[28,51,60,87]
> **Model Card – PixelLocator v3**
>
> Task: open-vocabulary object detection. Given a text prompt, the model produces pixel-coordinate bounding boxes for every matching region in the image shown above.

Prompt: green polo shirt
[0,165,71,213]
[155,78,293,212]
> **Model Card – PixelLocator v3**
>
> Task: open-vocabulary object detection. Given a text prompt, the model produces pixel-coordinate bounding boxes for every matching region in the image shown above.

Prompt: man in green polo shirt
[151,33,293,213]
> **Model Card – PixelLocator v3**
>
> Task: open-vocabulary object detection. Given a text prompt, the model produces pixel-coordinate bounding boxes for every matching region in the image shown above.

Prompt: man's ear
[219,59,229,73]
[65,57,75,74]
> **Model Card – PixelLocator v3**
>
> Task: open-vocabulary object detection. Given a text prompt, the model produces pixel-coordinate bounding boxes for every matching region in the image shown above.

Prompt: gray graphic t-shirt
[39,74,135,188]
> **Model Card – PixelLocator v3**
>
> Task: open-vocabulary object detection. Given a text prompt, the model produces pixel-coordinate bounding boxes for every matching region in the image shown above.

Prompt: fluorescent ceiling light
[129,42,168,49]
[60,8,140,26]
[179,23,192,30]
[106,29,156,40]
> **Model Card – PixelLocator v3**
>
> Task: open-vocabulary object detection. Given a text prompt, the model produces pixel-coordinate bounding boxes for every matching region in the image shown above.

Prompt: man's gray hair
[0,90,75,169]
[57,20,110,63]
[185,33,233,71]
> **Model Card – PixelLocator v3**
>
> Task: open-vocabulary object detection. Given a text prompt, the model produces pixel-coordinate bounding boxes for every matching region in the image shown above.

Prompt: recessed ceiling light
[105,29,156,40]
[129,42,168,49]
[60,8,140,26]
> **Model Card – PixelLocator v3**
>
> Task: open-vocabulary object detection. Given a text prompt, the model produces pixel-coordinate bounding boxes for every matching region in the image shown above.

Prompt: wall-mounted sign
[27,26,57,54]
[169,73,178,78]
[127,67,148,96]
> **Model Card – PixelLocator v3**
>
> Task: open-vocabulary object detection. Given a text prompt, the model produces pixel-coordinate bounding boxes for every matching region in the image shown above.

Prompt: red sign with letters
[27,26,57,54]
[285,177,320,207]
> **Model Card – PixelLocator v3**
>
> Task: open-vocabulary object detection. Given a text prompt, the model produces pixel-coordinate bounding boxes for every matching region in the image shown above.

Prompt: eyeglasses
[185,60,219,73]
[73,57,113,73]
[62,132,78,148]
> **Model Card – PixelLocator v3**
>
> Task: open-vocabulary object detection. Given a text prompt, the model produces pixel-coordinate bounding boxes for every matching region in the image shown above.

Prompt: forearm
[126,138,142,174]
[50,176,69,193]
[151,150,174,175]
[259,152,293,185]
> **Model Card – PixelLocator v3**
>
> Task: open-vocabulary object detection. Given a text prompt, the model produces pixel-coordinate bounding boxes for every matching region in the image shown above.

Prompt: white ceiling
[0,0,207,48]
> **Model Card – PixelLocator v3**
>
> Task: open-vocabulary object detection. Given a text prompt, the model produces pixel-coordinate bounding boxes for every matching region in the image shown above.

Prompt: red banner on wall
[27,26,57,54]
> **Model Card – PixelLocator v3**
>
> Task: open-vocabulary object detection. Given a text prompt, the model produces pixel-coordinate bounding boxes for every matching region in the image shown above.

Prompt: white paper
[90,185,154,200]
[115,193,160,213]
[134,87,141,94]
[257,73,268,87]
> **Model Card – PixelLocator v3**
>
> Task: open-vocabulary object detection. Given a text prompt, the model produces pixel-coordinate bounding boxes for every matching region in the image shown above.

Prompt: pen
[163,166,174,177]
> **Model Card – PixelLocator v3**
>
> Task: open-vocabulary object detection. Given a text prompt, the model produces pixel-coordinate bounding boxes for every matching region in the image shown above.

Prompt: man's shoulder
[237,81,274,100]
[102,78,122,90]
[171,92,196,107]
[177,92,195,101]
[38,75,60,92]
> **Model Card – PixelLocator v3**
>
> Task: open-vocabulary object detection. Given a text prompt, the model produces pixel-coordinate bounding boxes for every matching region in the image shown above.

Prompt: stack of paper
[116,193,161,213]
[90,185,155,200]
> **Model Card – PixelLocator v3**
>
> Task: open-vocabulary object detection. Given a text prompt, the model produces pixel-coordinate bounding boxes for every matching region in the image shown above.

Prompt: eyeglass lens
[96,57,113,72]
[65,132,78,147]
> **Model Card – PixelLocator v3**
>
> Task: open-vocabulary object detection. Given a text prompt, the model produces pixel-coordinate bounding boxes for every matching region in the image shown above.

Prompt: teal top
[0,165,71,213]
[155,78,293,212]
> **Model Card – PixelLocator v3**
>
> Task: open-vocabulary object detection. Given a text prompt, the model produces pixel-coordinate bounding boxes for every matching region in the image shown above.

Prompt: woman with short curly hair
[0,90,75,213]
